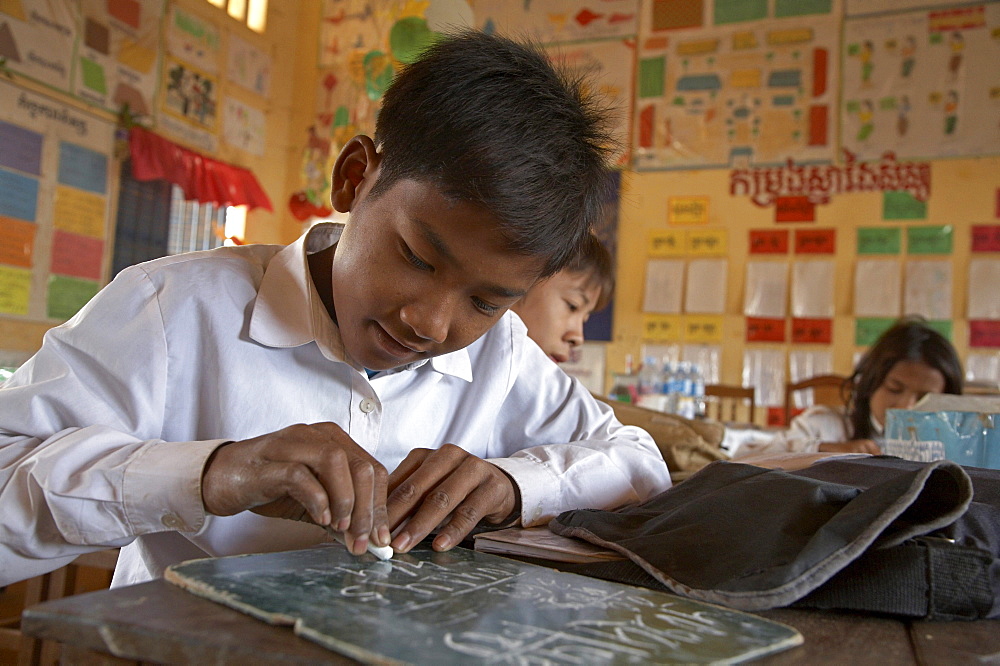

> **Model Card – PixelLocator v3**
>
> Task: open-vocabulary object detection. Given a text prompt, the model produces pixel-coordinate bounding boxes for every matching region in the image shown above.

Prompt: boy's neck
[307,244,337,324]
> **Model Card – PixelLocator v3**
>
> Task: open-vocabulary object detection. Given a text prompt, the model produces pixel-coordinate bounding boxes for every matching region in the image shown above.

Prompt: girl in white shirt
[740,318,964,458]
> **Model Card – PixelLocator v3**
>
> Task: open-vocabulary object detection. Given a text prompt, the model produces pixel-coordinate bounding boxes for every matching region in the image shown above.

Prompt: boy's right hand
[200,423,390,555]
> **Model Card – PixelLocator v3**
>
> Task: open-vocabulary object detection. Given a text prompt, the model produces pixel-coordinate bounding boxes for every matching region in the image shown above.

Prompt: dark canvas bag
[550,456,1000,620]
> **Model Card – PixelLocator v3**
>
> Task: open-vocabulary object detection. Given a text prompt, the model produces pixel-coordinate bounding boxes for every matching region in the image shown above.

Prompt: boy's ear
[331,135,381,213]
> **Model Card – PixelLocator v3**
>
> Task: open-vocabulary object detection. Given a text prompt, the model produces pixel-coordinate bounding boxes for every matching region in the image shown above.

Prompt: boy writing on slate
[0,31,671,587]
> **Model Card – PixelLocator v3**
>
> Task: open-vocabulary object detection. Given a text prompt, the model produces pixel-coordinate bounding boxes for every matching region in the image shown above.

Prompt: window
[167,186,226,256]
[206,0,267,32]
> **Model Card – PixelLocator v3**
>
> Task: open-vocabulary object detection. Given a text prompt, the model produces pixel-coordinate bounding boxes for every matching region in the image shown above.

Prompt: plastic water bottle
[662,361,681,414]
[691,363,706,418]
[637,357,663,410]
[675,362,694,419]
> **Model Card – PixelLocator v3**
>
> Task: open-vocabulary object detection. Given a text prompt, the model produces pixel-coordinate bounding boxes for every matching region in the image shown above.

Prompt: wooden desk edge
[22,580,351,665]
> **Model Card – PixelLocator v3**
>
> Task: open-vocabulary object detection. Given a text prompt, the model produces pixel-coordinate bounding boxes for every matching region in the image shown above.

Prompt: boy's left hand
[386,444,519,553]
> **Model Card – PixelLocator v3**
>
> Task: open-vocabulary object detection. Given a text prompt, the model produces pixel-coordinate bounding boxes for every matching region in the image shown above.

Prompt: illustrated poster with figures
[841,3,1000,160]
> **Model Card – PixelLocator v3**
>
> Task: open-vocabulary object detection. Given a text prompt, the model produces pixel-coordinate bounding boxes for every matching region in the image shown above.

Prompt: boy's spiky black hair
[371,30,617,278]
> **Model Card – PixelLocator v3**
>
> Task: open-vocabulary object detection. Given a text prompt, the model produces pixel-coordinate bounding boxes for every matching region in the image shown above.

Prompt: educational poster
[162,57,218,130]
[74,0,165,116]
[473,0,639,43]
[545,39,635,167]
[166,4,220,74]
[841,4,1000,160]
[311,1,455,213]
[227,34,272,98]
[222,97,265,156]
[634,0,841,170]
[0,0,77,91]
[0,79,113,322]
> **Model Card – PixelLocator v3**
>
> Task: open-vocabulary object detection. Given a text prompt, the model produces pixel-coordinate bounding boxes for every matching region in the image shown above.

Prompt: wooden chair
[784,374,849,424]
[0,549,118,666]
[703,384,756,424]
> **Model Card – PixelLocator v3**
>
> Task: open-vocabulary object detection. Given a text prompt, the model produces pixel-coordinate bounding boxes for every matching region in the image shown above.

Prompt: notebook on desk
[165,543,802,664]
[473,525,624,563]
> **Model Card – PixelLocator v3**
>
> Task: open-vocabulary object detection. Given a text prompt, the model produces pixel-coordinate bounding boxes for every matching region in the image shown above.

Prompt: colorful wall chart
[0,0,164,118]
[473,0,639,44]
[633,0,841,170]
[0,79,113,322]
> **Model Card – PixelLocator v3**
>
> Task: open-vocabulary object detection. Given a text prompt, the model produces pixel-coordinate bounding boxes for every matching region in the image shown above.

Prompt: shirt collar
[249,222,472,381]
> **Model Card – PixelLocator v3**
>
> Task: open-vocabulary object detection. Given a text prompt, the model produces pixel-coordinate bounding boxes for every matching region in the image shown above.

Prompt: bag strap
[793,537,996,621]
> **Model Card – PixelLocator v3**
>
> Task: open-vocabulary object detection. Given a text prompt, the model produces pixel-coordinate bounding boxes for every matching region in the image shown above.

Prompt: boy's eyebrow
[412,216,528,300]
[413,217,456,264]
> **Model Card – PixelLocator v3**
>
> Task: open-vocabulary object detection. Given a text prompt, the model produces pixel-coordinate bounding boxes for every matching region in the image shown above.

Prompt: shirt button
[161,513,185,530]
[359,398,376,413]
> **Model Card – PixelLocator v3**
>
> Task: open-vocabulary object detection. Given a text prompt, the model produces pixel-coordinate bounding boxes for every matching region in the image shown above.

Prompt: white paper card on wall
[791,260,835,318]
[969,258,1000,319]
[788,350,833,383]
[854,259,901,317]
[642,259,684,313]
[904,260,952,320]
[558,342,607,395]
[788,350,834,411]
[966,352,1000,384]
[743,348,785,407]
[682,344,721,385]
[744,261,788,318]
[685,258,727,314]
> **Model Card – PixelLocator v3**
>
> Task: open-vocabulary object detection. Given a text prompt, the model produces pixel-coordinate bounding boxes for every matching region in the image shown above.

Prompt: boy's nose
[565,328,584,347]
[399,301,449,344]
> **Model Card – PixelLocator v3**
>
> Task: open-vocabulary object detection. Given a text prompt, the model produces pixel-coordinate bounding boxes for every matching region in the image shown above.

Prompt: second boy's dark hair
[847,317,964,440]
[371,30,616,278]
[565,233,614,312]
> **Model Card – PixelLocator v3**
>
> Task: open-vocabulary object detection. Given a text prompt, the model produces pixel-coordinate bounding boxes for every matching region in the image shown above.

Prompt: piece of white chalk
[325,526,394,560]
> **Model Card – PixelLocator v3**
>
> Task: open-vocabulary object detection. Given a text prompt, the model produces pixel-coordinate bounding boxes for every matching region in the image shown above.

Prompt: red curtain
[128,126,273,212]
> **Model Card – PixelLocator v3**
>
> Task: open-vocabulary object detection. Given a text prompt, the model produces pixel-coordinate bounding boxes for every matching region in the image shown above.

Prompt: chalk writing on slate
[166,544,801,664]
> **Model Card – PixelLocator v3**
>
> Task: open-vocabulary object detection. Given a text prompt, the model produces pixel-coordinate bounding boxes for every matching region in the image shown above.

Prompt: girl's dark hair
[564,233,614,311]
[846,317,963,439]
[370,30,616,278]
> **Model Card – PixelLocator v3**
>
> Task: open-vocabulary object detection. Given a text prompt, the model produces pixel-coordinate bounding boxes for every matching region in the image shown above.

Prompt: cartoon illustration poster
[546,39,635,167]
[162,58,218,130]
[633,0,841,170]
[0,0,77,91]
[74,0,165,117]
[841,3,1000,160]
[227,33,272,97]
[309,0,460,215]
[472,0,639,44]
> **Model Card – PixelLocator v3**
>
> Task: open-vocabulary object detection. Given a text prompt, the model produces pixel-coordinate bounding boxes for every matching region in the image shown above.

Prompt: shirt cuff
[123,439,230,535]
[488,455,561,527]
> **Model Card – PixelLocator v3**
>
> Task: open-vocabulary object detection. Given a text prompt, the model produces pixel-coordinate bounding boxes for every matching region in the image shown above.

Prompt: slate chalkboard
[165,544,801,664]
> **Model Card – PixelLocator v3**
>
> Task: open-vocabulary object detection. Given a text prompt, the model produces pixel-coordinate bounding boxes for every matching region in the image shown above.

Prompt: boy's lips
[373,322,426,359]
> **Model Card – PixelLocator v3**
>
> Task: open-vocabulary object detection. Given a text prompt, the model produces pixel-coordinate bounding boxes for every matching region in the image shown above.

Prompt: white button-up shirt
[0,223,670,586]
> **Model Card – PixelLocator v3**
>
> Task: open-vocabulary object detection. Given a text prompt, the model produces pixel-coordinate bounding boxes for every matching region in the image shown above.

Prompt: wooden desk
[22,577,1000,664]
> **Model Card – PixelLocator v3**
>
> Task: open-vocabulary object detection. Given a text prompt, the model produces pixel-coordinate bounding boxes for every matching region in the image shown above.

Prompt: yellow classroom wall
[2,1,997,404]
[608,156,997,399]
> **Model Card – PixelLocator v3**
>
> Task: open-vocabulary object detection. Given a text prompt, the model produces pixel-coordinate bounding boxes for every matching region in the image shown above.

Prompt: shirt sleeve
[735,405,850,458]
[486,334,672,527]
[0,266,225,585]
